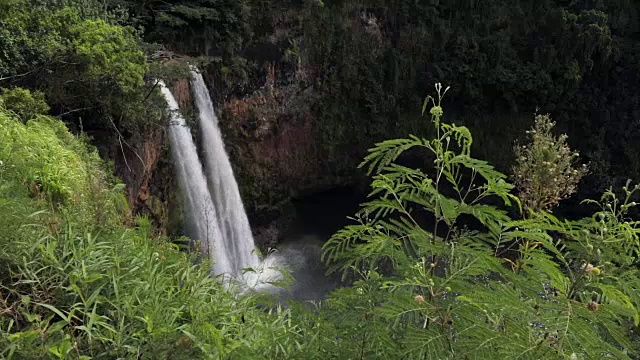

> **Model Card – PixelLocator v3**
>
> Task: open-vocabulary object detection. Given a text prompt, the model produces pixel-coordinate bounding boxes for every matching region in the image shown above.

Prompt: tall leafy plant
[322,84,639,358]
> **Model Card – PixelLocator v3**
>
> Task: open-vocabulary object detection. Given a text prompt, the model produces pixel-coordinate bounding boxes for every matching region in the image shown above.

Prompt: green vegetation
[0,0,163,139]
[2,82,638,358]
[1,0,640,358]
[0,88,49,122]
[322,86,640,358]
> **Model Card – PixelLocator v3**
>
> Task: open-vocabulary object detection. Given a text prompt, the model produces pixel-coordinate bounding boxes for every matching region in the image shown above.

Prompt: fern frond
[359,136,430,175]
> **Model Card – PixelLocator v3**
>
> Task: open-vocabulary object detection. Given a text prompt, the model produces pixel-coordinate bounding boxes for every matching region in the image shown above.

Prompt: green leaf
[36,303,71,324]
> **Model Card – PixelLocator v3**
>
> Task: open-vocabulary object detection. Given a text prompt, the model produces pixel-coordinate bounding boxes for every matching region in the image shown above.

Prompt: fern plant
[322,84,639,359]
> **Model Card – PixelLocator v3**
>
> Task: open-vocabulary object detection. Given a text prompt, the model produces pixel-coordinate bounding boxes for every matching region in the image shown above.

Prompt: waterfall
[158,80,234,276]
[189,70,261,277]
[160,73,282,290]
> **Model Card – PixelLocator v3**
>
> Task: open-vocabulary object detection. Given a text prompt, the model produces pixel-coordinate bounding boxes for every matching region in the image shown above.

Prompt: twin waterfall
[159,70,275,288]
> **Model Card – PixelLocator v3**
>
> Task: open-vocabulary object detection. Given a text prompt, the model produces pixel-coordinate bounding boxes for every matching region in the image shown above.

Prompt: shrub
[0,87,49,121]
[322,84,639,358]
[513,114,588,212]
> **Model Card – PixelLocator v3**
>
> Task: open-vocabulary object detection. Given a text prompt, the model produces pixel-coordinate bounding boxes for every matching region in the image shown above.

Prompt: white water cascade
[158,81,233,275]
[160,73,283,290]
[190,71,260,277]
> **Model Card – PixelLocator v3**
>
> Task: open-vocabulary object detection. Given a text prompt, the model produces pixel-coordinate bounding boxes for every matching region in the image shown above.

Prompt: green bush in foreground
[322,84,640,359]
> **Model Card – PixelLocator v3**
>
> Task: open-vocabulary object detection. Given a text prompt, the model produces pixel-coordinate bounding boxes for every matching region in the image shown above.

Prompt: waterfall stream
[190,71,260,277]
[160,73,282,291]
[158,80,232,274]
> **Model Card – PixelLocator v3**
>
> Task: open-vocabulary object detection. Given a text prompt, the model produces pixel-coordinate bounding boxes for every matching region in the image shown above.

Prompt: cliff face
[105,126,168,233]
[104,78,194,236]
[172,79,193,111]
[218,84,343,239]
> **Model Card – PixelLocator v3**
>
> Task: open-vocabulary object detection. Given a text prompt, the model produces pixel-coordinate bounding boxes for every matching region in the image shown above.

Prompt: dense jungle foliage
[1,0,640,358]
[297,0,640,206]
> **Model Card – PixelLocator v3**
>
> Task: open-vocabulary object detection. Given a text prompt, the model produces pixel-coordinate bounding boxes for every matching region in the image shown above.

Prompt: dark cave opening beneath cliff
[287,185,367,240]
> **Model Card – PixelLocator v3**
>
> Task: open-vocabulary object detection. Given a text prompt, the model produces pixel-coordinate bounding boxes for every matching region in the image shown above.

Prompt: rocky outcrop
[100,80,193,235]
[171,79,192,111]
[108,126,168,232]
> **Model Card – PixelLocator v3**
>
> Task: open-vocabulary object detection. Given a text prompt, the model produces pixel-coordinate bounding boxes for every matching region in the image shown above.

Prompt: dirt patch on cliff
[171,79,192,110]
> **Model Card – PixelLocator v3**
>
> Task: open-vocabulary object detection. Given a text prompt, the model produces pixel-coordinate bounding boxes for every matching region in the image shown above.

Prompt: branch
[143,79,160,102]
[0,70,35,82]
[109,116,146,173]
[56,107,94,118]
